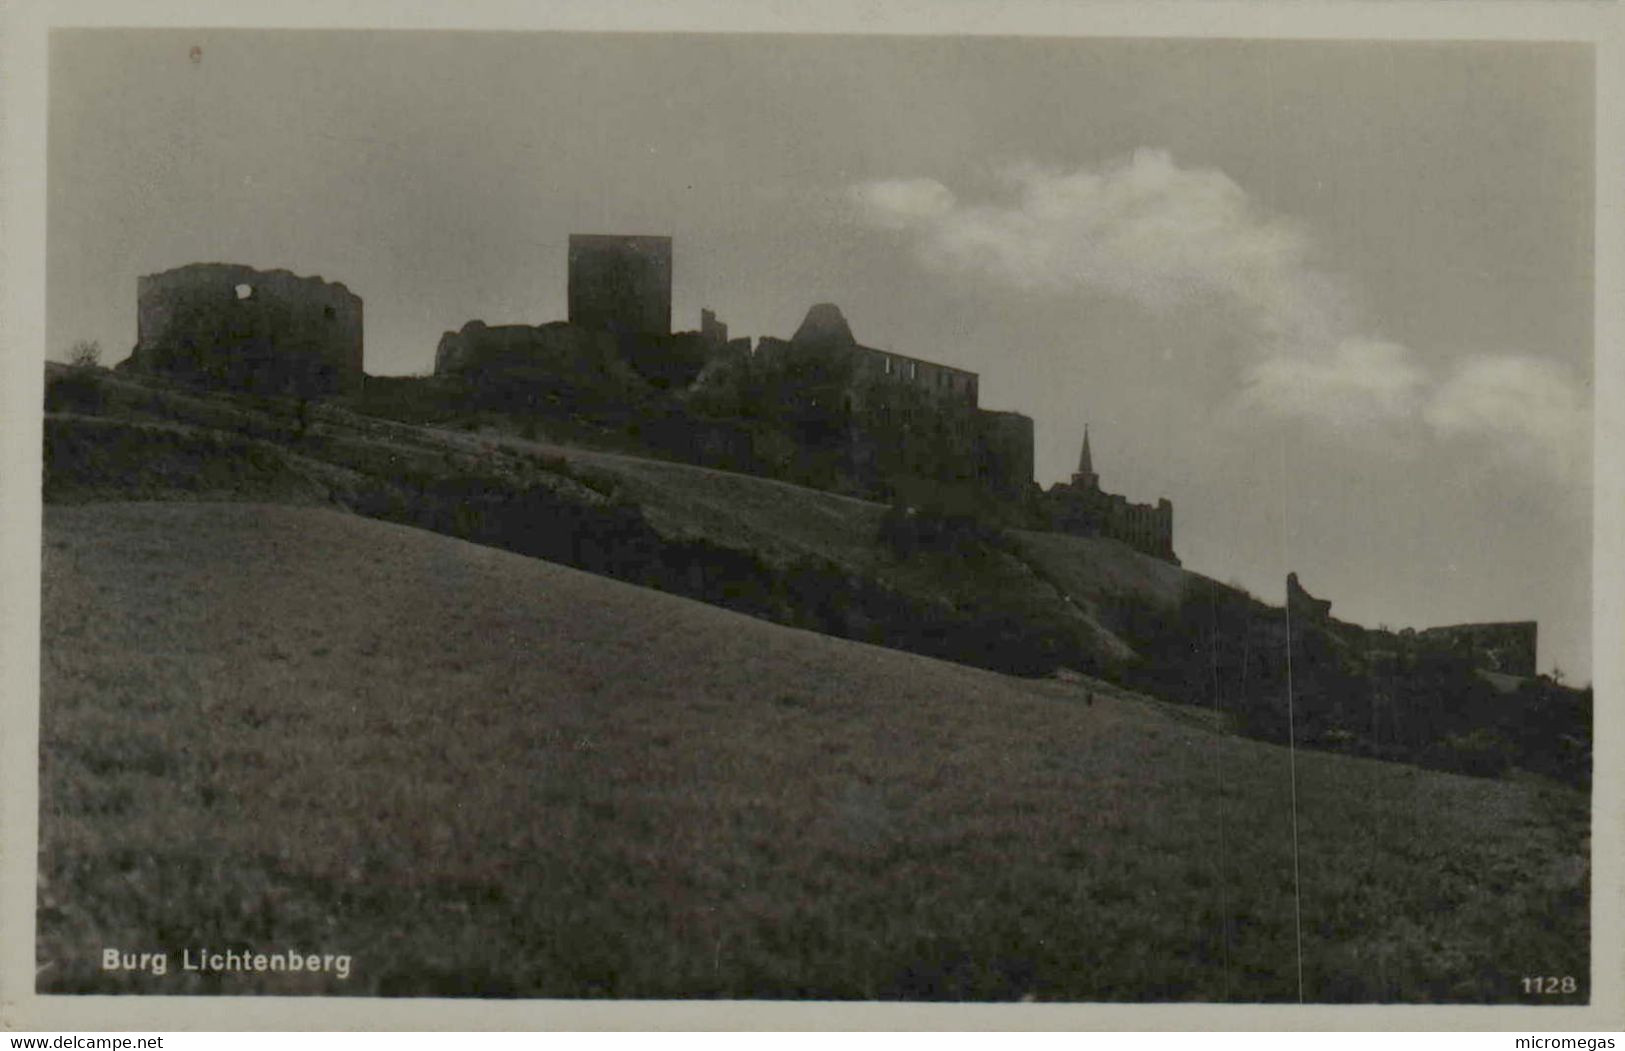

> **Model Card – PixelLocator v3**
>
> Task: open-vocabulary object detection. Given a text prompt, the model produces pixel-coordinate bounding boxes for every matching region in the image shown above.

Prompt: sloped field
[36,503,1588,1001]
[45,371,1141,675]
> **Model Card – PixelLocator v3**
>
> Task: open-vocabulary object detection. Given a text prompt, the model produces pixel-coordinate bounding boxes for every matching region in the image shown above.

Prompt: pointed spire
[1071,424,1100,490]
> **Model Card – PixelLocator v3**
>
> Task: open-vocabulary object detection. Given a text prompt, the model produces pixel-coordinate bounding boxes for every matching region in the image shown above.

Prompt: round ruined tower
[124,262,364,396]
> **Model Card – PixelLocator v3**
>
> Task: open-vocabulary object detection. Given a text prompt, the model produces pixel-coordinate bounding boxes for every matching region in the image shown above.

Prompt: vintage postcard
[2,0,1621,1032]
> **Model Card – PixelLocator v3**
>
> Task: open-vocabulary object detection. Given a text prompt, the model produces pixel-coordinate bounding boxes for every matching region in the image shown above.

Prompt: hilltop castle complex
[105,236,1559,681]
[433,234,1176,559]
[122,237,1181,561]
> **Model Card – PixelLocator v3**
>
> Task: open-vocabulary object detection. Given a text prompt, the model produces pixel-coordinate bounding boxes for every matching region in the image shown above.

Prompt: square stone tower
[567,234,673,337]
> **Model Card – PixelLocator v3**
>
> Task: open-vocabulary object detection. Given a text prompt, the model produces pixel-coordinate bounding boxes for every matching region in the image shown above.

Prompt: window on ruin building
[908,361,918,380]
[324,306,336,320]
[234,284,253,300]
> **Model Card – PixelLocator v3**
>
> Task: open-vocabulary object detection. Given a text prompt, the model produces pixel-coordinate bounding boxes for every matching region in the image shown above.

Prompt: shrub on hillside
[45,368,109,415]
[68,339,102,369]
[1432,727,1517,779]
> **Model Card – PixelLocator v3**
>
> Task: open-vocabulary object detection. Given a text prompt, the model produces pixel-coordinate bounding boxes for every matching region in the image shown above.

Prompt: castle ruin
[753,303,1032,503]
[1287,571,1334,621]
[439,238,1037,504]
[1044,428,1177,563]
[434,320,629,387]
[1413,622,1539,678]
[106,241,1552,682]
[1287,571,1538,679]
[121,263,363,396]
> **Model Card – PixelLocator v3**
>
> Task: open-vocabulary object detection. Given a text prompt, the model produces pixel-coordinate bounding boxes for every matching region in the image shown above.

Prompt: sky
[46,30,1595,680]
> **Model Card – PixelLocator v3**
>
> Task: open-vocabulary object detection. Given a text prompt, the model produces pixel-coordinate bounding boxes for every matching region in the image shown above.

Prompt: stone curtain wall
[785,302,980,412]
[434,321,624,380]
[1046,482,1177,564]
[1286,574,1539,679]
[847,346,979,410]
[1416,623,1539,678]
[126,263,363,396]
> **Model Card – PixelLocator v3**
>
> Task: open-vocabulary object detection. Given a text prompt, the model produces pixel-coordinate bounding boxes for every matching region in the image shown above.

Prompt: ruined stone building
[441,235,739,392]
[434,320,630,387]
[434,235,760,485]
[1413,623,1538,678]
[121,263,363,396]
[754,303,1033,503]
[1286,571,1538,679]
[441,234,1035,504]
[1045,427,1177,563]
[700,308,729,350]
[1287,571,1334,621]
[769,302,981,410]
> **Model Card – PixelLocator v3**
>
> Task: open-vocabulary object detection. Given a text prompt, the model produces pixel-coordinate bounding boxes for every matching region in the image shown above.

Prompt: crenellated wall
[434,319,630,384]
[1045,470,1176,564]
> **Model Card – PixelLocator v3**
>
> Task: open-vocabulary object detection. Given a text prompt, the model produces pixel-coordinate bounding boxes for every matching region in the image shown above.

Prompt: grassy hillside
[44,366,1138,675]
[43,366,1592,783]
[44,367,1593,787]
[38,503,1589,1001]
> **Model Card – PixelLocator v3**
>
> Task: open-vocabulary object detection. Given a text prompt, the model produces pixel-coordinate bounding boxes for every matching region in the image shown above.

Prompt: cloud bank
[1426,355,1593,478]
[851,150,1588,475]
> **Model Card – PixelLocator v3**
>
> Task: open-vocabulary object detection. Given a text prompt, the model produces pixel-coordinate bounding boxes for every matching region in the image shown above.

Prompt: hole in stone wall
[234,284,253,300]
[323,306,336,319]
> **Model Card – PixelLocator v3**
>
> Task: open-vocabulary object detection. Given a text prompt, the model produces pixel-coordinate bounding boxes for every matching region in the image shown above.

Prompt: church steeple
[1071,425,1100,490]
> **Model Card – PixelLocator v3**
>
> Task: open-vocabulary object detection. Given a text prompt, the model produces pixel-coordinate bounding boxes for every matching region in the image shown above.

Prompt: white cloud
[853,149,1353,347]
[1241,338,1427,432]
[1426,355,1592,479]
[850,177,956,229]
[851,150,1590,476]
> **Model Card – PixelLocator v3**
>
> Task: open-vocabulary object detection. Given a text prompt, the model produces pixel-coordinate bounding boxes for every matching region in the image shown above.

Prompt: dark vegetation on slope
[45,365,1113,681]
[1117,577,1592,787]
[42,364,1592,788]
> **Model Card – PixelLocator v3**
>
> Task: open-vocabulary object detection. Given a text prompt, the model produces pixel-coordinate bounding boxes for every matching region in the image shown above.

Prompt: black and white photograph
[3,0,1622,1028]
